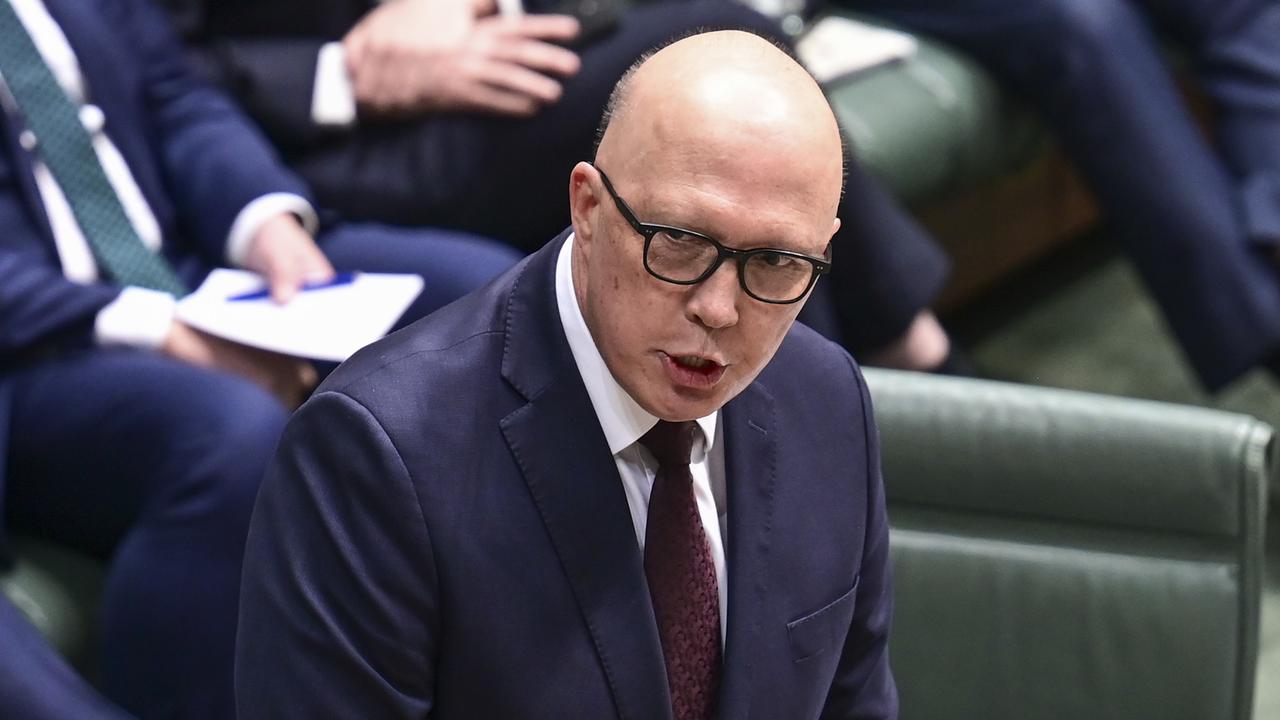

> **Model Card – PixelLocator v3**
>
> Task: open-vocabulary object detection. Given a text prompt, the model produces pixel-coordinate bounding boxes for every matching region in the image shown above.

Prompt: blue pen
[227,272,358,302]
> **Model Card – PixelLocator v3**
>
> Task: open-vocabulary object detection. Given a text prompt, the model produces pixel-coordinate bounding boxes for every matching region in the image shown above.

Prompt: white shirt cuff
[225,193,319,267]
[94,287,178,350]
[312,42,357,127]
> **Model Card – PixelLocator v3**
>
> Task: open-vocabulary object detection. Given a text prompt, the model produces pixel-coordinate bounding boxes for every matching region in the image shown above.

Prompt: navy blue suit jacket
[237,233,898,718]
[0,0,311,555]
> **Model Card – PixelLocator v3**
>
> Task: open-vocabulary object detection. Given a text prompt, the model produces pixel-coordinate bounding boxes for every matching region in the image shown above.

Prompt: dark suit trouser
[318,222,522,331]
[285,0,950,354]
[853,0,1280,389]
[1,224,518,720]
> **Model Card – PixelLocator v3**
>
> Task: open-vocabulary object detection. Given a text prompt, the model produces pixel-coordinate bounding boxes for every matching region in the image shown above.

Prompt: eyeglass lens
[646,229,815,302]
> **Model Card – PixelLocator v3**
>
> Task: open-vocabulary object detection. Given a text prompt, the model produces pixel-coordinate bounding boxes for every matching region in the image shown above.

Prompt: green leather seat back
[819,11,1043,203]
[0,538,104,673]
[866,368,1269,720]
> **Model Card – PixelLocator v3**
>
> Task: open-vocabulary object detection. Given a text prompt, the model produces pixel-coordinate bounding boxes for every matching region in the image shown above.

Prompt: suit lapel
[41,0,124,123]
[498,237,672,720]
[41,0,165,216]
[718,381,779,720]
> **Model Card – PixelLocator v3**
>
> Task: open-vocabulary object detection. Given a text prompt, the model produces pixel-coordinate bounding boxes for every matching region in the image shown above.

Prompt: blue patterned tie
[0,0,187,295]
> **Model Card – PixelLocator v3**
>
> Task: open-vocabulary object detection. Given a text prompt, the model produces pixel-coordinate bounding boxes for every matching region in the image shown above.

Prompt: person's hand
[162,320,318,409]
[344,1,582,118]
[346,0,476,85]
[241,213,335,304]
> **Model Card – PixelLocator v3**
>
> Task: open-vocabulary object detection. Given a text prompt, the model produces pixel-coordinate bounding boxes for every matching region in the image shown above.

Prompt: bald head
[595,30,844,218]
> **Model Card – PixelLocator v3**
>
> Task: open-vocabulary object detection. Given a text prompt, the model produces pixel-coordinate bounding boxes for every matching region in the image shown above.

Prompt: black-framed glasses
[595,167,831,305]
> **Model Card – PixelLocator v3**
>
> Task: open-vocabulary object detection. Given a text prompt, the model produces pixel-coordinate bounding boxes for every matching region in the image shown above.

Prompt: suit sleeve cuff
[312,42,357,127]
[94,287,178,350]
[226,193,319,266]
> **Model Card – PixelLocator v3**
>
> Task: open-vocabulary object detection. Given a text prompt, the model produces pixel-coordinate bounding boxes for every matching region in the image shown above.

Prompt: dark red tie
[641,420,722,720]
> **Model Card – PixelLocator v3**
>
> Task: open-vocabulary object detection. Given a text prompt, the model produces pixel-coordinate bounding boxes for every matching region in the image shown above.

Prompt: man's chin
[645,386,730,422]
[624,366,736,420]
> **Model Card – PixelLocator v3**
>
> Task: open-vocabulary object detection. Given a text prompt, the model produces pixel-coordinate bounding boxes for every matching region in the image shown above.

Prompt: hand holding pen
[241,213,337,303]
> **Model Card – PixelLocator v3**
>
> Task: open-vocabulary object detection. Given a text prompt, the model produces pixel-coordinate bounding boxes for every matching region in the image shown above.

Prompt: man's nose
[686,260,740,329]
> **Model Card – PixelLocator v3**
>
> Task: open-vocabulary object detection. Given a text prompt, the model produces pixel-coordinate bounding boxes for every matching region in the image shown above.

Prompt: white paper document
[176,269,424,362]
[796,16,918,85]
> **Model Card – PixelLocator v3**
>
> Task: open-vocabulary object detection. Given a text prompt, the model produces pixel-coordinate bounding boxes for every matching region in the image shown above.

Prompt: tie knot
[640,420,698,469]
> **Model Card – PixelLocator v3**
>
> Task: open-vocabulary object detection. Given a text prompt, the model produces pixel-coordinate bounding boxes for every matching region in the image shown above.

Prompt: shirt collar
[555,234,718,458]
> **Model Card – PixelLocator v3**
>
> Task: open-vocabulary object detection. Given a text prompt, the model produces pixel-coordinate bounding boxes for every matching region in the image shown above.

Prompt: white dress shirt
[1,0,315,349]
[554,235,729,641]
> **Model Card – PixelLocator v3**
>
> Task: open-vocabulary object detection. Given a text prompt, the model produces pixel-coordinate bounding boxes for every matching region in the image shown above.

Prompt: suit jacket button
[19,129,37,151]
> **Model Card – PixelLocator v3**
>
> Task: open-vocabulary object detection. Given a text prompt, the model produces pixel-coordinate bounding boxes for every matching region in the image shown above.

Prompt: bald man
[236,30,897,719]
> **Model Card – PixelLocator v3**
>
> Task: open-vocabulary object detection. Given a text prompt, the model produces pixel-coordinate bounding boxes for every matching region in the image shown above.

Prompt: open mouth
[674,355,718,374]
[662,352,727,388]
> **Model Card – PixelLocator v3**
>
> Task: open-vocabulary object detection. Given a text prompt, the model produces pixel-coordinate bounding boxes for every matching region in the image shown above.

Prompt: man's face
[570,158,839,422]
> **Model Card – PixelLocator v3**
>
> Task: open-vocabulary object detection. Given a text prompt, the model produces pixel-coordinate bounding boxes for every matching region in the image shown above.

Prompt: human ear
[568,162,604,248]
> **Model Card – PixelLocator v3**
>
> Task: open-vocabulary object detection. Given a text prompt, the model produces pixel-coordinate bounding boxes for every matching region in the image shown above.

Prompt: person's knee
[1034,0,1148,73]
[163,380,290,534]
[207,384,291,469]
[863,310,951,372]
[208,386,289,494]
[321,224,520,308]
[423,238,522,305]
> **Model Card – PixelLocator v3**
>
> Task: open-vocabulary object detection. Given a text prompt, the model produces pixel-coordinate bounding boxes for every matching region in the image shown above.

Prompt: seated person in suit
[852,0,1280,391]
[0,0,519,716]
[237,30,896,719]
[163,0,958,373]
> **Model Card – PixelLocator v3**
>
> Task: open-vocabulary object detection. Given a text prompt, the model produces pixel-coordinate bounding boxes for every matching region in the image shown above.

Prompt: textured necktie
[0,1,186,295]
[641,420,721,720]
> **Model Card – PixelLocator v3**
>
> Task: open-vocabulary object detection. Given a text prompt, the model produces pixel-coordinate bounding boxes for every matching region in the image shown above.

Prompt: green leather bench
[867,368,1271,720]
[819,11,1043,205]
[0,537,105,677]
